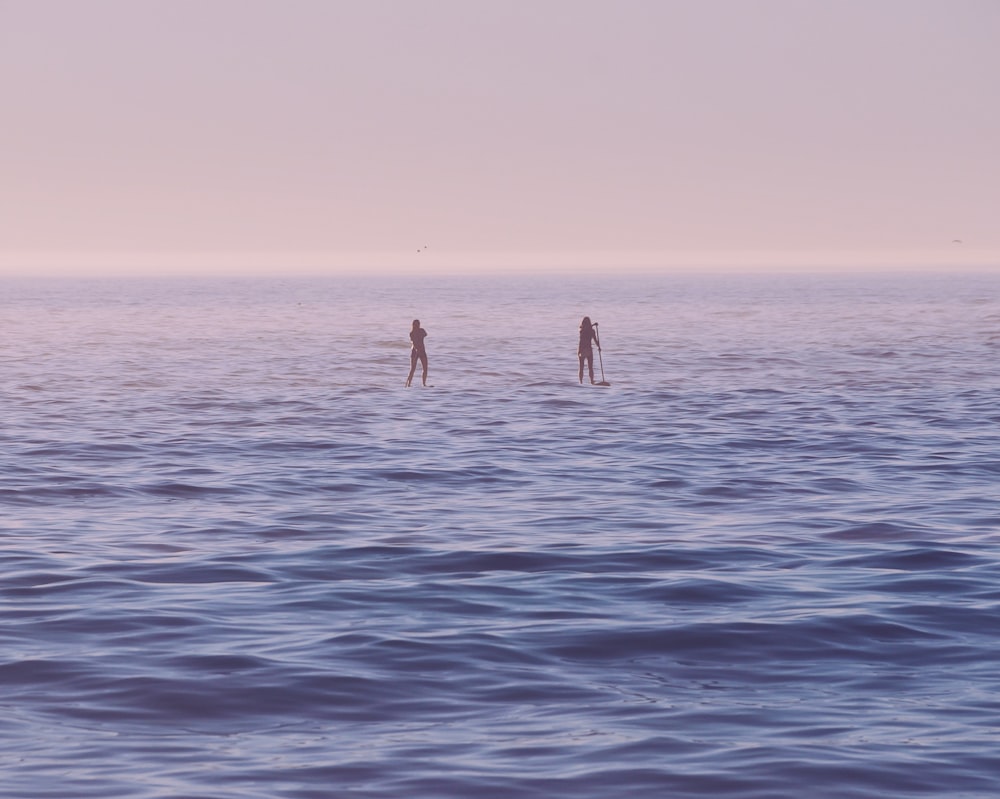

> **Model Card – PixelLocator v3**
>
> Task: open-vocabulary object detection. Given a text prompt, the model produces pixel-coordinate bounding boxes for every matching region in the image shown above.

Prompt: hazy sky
[2,0,998,274]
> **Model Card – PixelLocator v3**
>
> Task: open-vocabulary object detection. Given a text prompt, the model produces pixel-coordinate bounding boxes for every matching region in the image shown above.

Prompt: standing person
[578,316,599,384]
[406,319,428,387]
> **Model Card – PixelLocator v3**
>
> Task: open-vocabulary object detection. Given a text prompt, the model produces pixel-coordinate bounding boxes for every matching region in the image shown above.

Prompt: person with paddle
[578,316,599,384]
[406,319,429,387]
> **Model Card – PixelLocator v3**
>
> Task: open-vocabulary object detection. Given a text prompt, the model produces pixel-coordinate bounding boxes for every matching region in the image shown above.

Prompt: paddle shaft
[594,324,607,383]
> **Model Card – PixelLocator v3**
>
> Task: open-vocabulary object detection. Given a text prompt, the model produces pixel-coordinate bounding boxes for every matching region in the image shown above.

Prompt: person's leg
[406,350,417,386]
[586,352,595,383]
[420,353,428,386]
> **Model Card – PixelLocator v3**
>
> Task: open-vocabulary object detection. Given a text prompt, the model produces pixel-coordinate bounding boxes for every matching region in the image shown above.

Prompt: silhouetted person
[578,316,599,384]
[406,319,428,387]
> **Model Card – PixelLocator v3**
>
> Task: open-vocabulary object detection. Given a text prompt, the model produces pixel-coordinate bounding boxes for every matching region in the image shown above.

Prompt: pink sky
[2,0,998,275]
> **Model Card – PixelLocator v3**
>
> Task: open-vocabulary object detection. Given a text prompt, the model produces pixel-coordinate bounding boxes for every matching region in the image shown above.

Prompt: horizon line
[1,248,998,278]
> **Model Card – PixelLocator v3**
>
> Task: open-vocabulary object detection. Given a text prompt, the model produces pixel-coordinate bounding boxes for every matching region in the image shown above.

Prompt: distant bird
[952,239,963,244]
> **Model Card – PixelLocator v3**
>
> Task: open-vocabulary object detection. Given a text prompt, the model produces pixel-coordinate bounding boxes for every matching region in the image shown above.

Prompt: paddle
[593,323,611,386]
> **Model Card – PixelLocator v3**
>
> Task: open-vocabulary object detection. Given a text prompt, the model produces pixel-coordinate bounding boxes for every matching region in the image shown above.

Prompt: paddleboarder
[578,316,599,384]
[406,319,429,387]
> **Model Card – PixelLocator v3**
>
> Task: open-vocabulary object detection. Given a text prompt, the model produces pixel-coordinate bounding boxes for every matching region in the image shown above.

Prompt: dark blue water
[2,273,1000,797]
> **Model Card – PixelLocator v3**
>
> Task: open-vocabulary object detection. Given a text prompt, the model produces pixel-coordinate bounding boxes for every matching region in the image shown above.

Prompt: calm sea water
[2,271,1000,798]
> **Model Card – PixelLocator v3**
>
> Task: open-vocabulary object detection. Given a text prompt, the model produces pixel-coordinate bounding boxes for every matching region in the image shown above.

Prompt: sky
[2,0,998,275]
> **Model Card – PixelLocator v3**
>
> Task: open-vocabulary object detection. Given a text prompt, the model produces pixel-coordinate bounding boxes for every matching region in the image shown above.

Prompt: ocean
[2,271,1000,798]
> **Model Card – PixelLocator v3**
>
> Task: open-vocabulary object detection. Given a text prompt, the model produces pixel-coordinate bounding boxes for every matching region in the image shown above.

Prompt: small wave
[5,483,133,504]
[123,563,275,585]
[545,612,948,666]
[0,658,87,685]
[823,521,922,541]
[833,547,982,571]
[141,481,240,498]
